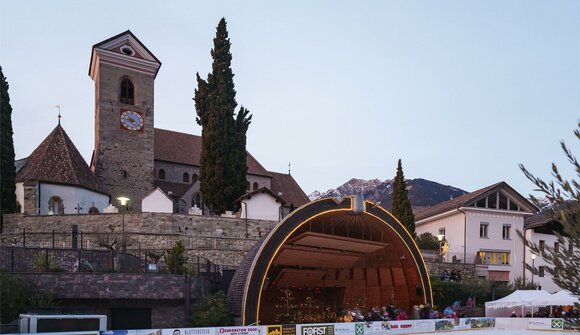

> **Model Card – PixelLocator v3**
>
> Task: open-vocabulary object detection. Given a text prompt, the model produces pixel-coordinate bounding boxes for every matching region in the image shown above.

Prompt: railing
[0,229,258,252]
[0,246,235,281]
[421,250,492,265]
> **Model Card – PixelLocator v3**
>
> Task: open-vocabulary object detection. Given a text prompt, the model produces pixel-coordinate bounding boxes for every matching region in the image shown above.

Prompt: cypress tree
[0,66,16,232]
[195,18,252,214]
[392,159,416,236]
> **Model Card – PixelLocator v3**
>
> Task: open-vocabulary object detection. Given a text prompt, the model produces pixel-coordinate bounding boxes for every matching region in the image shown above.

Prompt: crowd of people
[439,269,462,282]
[338,302,463,322]
[510,306,580,318]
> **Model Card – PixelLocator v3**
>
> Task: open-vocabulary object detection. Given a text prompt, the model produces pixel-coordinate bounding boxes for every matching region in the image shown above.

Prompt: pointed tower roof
[89,30,162,79]
[16,124,105,193]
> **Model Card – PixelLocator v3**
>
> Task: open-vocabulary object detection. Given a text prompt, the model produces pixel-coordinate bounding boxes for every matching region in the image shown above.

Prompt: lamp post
[117,196,130,253]
[531,254,536,286]
[436,234,445,262]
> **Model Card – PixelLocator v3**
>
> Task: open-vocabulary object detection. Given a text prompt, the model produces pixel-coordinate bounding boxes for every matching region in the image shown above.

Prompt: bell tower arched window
[120,78,134,105]
[158,169,165,180]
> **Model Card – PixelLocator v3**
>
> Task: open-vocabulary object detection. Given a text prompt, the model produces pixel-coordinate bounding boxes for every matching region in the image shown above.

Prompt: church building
[15,30,309,216]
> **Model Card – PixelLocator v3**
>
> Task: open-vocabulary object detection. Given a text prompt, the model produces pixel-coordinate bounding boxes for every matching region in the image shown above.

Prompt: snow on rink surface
[413,331,573,335]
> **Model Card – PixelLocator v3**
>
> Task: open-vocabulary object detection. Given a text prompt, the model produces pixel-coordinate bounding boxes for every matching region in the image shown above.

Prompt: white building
[141,187,174,213]
[523,212,573,292]
[237,187,285,221]
[415,182,538,283]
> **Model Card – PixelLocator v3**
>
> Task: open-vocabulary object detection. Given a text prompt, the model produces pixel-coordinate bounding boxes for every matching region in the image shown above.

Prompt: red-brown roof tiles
[16,124,104,193]
[154,128,271,177]
[269,171,310,207]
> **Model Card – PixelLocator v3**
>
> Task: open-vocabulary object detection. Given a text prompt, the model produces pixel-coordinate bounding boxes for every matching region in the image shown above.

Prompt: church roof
[269,171,310,207]
[154,128,271,177]
[16,124,104,193]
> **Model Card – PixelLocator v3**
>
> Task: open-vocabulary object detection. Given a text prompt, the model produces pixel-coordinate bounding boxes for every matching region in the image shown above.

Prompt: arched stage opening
[227,196,432,325]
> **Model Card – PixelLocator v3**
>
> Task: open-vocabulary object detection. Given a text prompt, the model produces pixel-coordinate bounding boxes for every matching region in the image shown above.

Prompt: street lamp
[117,196,130,253]
[436,234,445,262]
[531,254,536,286]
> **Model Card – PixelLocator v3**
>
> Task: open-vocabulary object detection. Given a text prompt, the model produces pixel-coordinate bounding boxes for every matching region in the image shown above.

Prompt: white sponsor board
[528,318,564,330]
[360,321,391,335]
[333,322,356,335]
[412,320,435,333]
[162,328,215,335]
[388,321,413,334]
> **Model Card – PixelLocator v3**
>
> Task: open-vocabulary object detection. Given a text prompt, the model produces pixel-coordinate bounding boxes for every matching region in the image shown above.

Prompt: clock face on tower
[120,110,144,131]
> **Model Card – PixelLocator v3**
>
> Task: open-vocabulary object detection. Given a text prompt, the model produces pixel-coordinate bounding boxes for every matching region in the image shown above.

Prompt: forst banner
[299,324,335,335]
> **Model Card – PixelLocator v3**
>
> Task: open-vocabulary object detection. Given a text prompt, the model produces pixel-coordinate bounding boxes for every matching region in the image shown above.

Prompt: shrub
[0,273,56,323]
[190,291,233,327]
[165,240,187,274]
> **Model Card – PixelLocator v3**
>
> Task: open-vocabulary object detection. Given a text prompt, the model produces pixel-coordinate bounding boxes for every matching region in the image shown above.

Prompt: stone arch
[48,196,64,215]
[228,196,432,325]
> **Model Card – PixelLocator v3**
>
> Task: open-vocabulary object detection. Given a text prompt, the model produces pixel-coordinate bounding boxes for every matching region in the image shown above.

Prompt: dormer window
[120,78,134,105]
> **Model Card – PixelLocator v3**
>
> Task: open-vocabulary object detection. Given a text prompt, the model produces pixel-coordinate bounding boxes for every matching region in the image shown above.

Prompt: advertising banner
[136,330,161,335]
[412,320,435,333]
[265,325,282,335]
[282,324,297,335]
[470,317,495,329]
[298,324,334,335]
[388,321,413,334]
[528,318,564,331]
[162,328,215,335]
[332,322,356,335]
[359,321,390,335]
[216,327,261,335]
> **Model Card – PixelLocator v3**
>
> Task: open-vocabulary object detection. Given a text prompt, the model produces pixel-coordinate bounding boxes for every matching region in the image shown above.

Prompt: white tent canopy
[485,290,553,317]
[549,290,580,306]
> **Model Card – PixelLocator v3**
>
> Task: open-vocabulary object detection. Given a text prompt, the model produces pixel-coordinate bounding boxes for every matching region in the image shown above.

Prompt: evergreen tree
[0,66,16,232]
[392,159,416,236]
[518,122,580,298]
[195,18,252,214]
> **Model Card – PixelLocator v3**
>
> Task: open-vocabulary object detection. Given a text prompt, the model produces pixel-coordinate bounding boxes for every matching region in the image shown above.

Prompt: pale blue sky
[1,1,578,197]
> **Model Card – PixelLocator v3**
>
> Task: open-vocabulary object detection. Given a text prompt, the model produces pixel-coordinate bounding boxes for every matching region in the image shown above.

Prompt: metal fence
[421,250,484,264]
[0,246,234,281]
[0,229,258,252]
[0,229,242,281]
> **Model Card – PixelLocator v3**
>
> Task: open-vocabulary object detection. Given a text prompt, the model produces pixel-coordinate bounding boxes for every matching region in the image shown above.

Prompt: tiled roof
[15,158,27,174]
[269,171,310,208]
[415,181,537,222]
[227,236,267,317]
[236,186,286,204]
[155,179,197,198]
[15,124,103,193]
[154,128,271,177]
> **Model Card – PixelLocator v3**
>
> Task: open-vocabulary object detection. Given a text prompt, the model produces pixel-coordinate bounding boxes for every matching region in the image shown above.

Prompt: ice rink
[414,330,573,335]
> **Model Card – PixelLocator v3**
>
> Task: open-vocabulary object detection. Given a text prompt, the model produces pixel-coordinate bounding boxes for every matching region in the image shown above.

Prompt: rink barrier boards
[12,317,578,335]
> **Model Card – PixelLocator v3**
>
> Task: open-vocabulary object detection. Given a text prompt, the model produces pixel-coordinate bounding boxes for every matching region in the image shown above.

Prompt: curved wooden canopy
[227,196,432,324]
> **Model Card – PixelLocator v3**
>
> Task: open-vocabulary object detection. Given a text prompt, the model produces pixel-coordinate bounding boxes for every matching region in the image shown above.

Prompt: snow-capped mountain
[309,178,467,211]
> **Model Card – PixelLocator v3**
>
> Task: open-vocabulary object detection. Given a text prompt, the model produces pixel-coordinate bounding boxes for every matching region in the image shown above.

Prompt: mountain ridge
[309,178,468,211]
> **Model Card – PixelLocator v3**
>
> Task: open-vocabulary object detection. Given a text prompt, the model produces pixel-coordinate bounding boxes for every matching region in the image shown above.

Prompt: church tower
[89,31,161,211]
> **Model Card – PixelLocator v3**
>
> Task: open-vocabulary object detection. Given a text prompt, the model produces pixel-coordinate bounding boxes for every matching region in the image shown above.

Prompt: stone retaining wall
[8,272,215,328]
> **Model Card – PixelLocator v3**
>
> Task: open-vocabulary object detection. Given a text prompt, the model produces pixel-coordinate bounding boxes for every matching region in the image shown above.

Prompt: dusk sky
[1,1,578,197]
